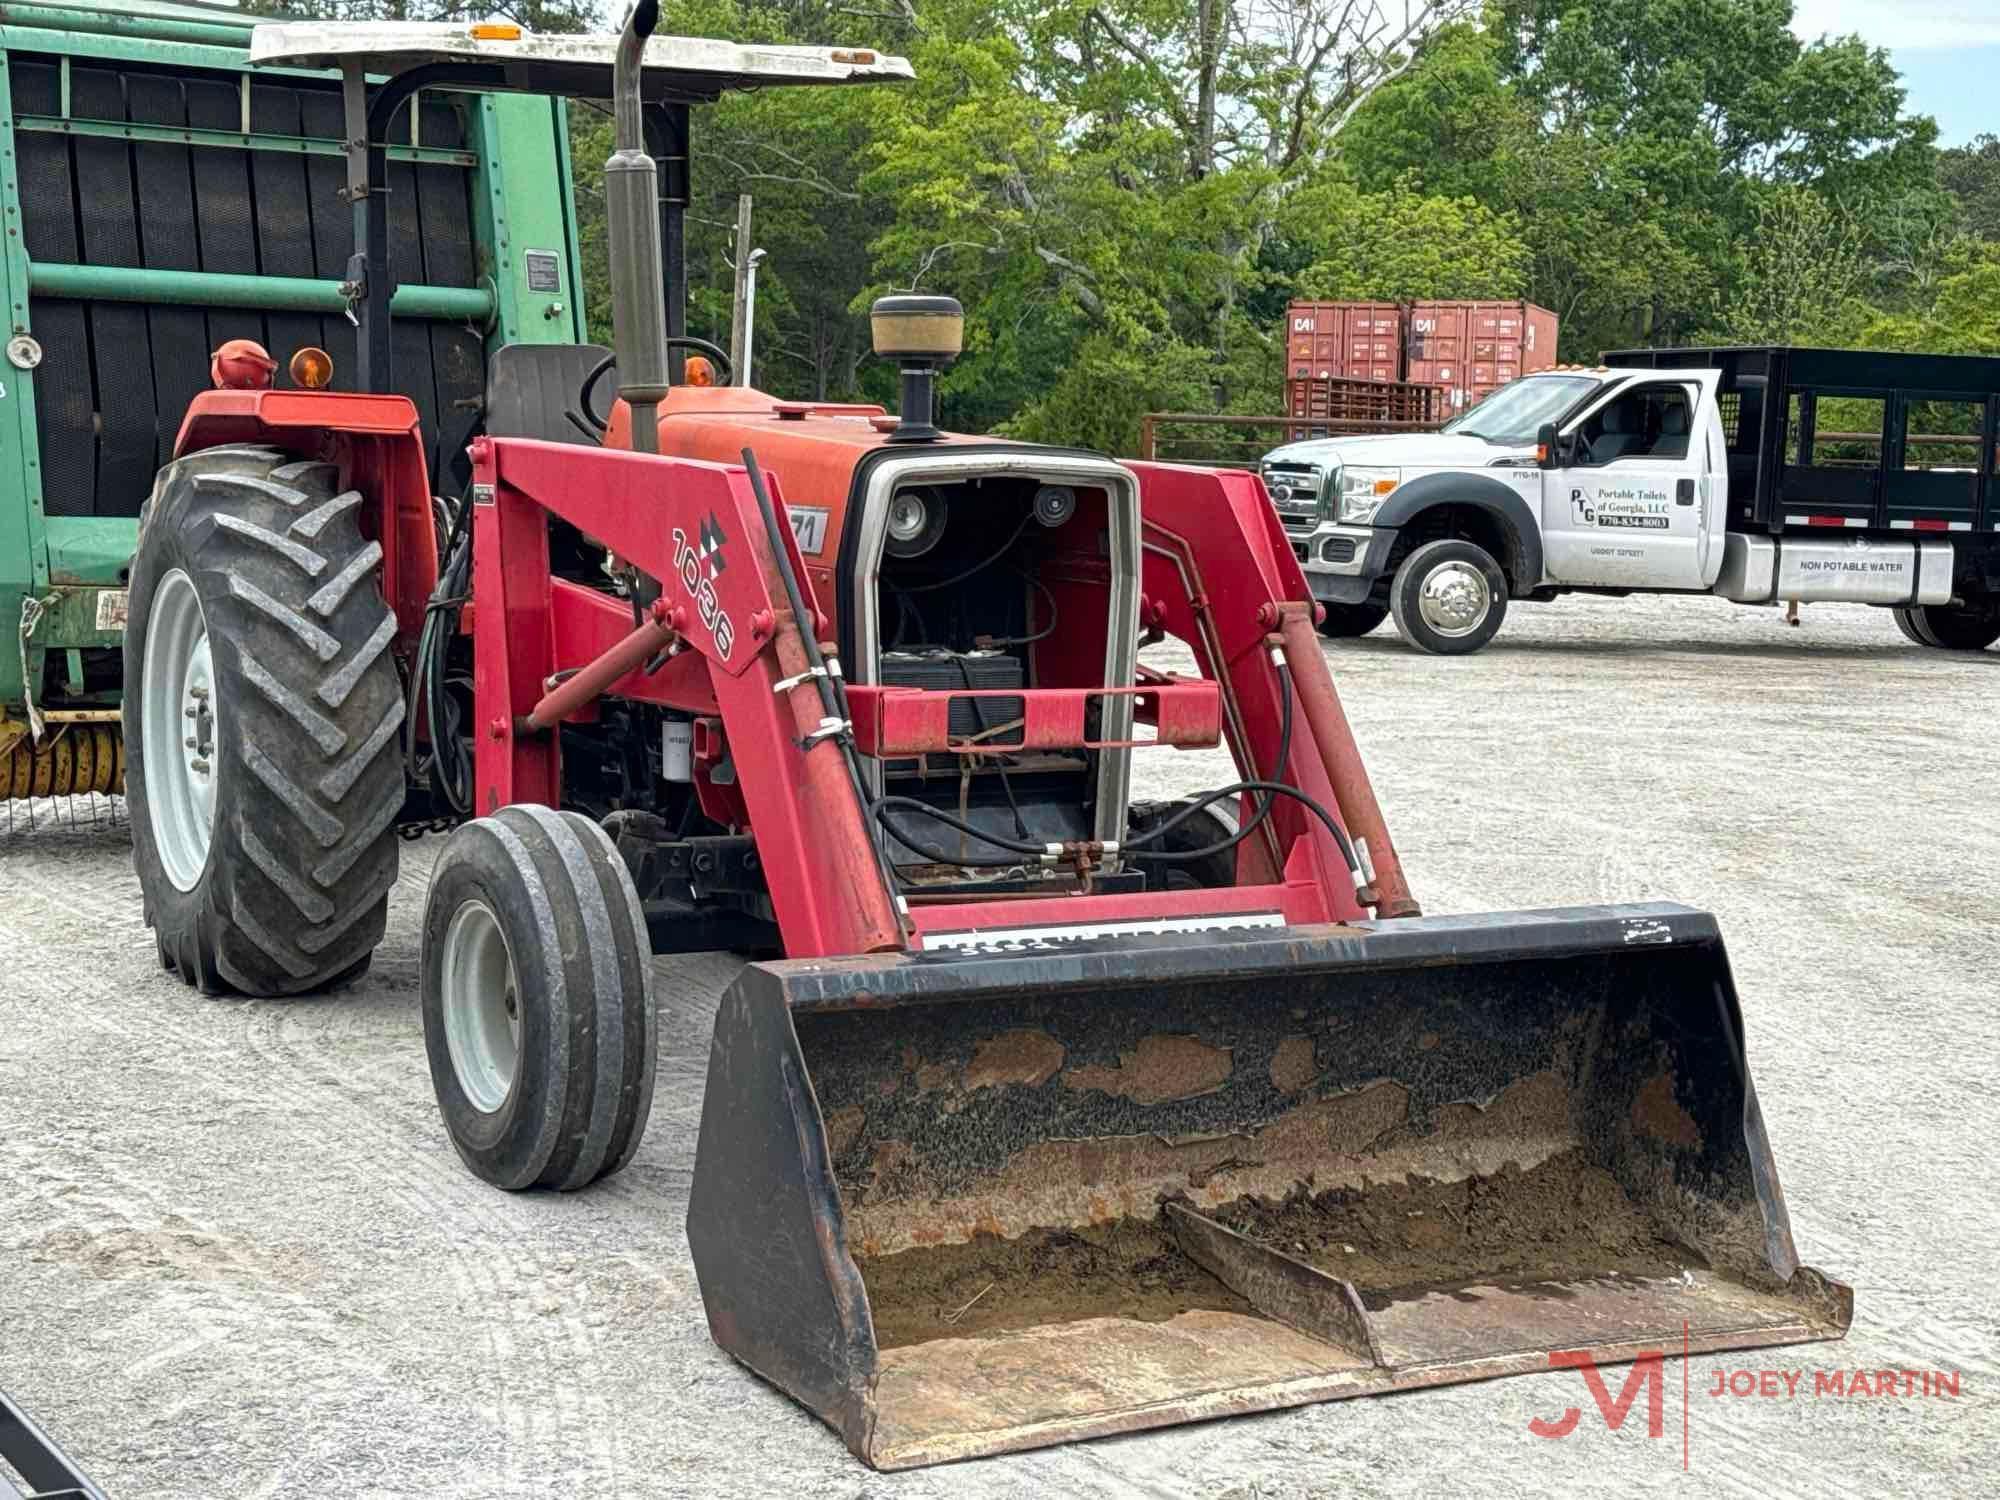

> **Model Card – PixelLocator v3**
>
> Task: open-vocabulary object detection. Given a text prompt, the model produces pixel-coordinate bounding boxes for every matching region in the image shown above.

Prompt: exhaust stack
[607,0,669,453]
[871,295,962,443]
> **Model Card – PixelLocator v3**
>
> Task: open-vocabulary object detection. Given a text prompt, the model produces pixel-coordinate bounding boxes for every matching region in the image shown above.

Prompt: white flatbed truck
[1260,345,2000,654]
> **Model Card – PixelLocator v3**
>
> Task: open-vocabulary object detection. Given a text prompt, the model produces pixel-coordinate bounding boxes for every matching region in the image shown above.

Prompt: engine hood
[1262,431,1532,469]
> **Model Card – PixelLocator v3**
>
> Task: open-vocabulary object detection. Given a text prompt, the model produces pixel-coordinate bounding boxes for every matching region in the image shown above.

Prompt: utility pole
[729,194,754,383]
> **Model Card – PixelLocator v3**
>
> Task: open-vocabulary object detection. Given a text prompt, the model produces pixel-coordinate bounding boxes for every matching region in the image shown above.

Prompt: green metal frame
[16,113,478,167]
[0,3,588,717]
[28,262,495,320]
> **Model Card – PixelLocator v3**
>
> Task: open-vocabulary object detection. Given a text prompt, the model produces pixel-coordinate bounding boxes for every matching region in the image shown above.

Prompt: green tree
[1699,187,1868,345]
[1938,135,2000,241]
[1862,241,2000,355]
[1343,3,1941,357]
[1281,177,1528,301]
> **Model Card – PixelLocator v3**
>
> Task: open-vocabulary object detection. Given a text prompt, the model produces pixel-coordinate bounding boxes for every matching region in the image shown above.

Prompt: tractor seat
[485,342,613,445]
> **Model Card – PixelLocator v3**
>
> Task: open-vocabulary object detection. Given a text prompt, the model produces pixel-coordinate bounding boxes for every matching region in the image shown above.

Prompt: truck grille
[1322,535,1356,564]
[1261,463,1324,531]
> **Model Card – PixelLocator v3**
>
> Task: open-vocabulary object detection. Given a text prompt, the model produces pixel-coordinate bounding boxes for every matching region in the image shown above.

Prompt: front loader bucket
[687,903,1849,1469]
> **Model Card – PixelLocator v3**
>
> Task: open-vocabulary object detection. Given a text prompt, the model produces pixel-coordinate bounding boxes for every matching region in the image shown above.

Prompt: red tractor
[120,6,1847,1471]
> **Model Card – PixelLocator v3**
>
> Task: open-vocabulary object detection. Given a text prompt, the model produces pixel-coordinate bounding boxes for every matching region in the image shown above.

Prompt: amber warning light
[289,346,334,390]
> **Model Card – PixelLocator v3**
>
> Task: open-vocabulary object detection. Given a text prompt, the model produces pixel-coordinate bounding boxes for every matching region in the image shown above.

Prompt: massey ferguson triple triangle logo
[672,514,736,660]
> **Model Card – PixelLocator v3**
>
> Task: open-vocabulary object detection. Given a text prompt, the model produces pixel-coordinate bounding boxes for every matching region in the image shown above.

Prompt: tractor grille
[1261,463,1325,531]
[12,56,483,517]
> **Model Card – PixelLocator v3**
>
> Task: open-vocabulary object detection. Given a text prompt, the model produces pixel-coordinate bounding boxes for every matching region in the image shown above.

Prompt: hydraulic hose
[740,448,911,929]
[872,659,1360,880]
[1123,660,1361,879]
[875,795,1054,864]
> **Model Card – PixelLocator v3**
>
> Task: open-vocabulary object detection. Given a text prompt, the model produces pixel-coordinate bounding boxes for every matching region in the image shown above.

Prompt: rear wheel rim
[1417,560,1490,637]
[143,568,218,891]
[441,900,521,1114]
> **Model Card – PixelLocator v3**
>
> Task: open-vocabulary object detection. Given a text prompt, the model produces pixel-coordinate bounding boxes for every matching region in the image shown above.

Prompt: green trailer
[0,0,588,795]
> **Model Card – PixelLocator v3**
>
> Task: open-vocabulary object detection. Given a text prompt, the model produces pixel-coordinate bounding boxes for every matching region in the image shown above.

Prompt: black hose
[740,447,909,922]
[981,568,1058,647]
[875,806,1037,870]
[1126,660,1294,860]
[1134,779,1359,875]
[1124,663,1360,875]
[406,490,475,816]
[874,795,1052,859]
[899,511,1033,593]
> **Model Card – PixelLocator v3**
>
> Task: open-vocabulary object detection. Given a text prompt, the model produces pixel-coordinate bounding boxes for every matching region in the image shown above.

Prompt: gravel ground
[1,592,1994,1499]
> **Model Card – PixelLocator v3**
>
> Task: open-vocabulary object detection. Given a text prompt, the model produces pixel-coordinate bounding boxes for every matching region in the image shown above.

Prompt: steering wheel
[576,337,735,433]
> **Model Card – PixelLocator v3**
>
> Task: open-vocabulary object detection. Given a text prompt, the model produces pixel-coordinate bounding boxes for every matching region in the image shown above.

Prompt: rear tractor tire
[1315,600,1390,639]
[124,445,404,995]
[1389,538,1508,655]
[422,807,658,1191]
[1893,602,2000,652]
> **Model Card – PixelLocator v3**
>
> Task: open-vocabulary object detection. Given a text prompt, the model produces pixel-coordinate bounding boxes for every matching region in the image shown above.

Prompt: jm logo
[1530,1349,1666,1440]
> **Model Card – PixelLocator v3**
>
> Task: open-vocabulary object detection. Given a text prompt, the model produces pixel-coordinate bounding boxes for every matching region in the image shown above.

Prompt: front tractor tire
[1389,538,1509,655]
[421,807,658,1192]
[125,445,404,996]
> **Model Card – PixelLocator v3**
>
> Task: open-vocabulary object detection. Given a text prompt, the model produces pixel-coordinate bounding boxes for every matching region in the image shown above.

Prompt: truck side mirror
[1536,423,1559,469]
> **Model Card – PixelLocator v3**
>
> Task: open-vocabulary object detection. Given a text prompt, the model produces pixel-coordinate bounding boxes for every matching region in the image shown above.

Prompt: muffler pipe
[608,0,669,454]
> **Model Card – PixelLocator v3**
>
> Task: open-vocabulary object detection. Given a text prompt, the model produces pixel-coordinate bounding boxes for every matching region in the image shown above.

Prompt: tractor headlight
[1337,466,1401,524]
[1032,484,1077,527]
[885,486,948,557]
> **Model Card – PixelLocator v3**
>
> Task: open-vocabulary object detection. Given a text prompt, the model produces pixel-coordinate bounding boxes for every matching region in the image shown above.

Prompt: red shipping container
[1286,298,1556,414]
[1411,300,1557,366]
[1407,299,1558,413]
[1287,300,1404,383]
[1521,303,1558,370]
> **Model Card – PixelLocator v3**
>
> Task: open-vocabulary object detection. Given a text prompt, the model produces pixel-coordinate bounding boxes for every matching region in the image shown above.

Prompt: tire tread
[126,449,403,997]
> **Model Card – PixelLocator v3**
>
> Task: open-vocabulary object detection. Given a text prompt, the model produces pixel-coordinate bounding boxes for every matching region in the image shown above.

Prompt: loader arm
[469,435,904,956]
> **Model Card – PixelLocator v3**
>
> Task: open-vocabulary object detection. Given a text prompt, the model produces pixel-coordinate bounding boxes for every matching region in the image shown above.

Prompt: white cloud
[1791,0,2000,49]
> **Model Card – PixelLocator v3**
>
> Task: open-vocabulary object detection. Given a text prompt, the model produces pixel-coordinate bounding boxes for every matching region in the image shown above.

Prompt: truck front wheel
[1389,539,1508,655]
[125,445,404,996]
[1893,603,2000,652]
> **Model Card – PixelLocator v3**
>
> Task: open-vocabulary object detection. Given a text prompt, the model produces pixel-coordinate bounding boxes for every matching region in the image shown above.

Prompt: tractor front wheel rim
[143,568,219,891]
[440,899,521,1114]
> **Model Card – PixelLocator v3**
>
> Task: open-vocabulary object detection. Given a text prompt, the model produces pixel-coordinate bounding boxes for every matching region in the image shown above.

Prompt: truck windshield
[1442,375,1603,444]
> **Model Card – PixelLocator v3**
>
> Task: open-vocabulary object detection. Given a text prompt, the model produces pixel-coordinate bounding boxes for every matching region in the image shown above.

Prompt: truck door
[1542,371,1719,588]
[1695,371,1729,586]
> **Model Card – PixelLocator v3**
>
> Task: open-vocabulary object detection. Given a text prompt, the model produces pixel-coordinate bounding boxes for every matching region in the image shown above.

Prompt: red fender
[174,389,440,639]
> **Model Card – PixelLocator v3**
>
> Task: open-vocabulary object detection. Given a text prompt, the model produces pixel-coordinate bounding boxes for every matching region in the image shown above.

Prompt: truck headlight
[1337,466,1401,524]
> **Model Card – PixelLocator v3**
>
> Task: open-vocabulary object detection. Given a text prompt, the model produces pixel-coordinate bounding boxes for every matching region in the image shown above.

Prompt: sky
[1791,0,2000,145]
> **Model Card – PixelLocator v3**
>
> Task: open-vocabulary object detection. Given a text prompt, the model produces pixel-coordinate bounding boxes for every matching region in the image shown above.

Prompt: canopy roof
[249,22,913,99]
